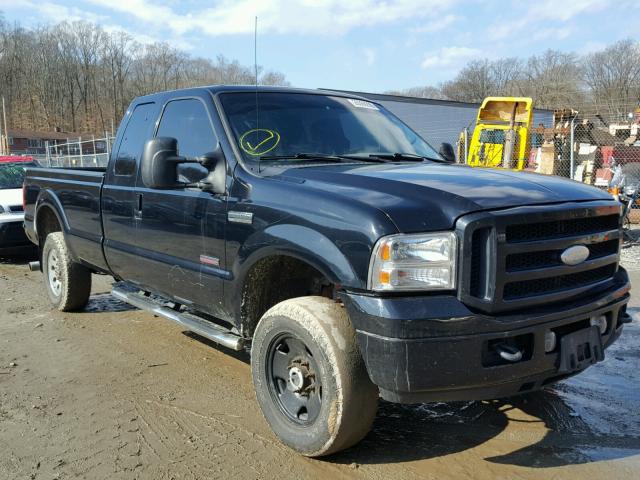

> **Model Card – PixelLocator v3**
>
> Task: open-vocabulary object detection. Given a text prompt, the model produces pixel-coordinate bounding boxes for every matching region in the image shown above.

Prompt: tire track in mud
[125,395,320,479]
[1,262,639,479]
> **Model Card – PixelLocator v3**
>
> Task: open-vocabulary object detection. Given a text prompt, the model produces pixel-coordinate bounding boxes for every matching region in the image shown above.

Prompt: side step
[111,284,245,351]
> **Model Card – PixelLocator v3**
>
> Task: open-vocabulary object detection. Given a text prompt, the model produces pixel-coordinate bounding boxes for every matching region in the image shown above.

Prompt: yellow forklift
[466,97,533,170]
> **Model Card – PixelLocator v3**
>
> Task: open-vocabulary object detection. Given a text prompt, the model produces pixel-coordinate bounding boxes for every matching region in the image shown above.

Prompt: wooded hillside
[0,19,288,134]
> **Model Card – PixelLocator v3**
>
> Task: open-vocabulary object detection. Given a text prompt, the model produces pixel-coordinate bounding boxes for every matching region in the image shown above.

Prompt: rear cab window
[113,102,156,177]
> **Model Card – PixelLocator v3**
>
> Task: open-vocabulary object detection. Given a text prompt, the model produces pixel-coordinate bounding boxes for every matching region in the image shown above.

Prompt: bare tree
[384,85,447,99]
[583,39,640,119]
[441,58,522,102]
[0,18,290,134]
[513,49,583,109]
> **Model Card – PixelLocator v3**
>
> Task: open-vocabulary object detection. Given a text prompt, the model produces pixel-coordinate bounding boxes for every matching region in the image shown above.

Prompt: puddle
[553,314,640,437]
[84,293,136,313]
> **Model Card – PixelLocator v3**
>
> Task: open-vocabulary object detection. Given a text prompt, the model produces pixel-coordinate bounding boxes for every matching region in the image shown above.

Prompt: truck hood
[280,163,614,232]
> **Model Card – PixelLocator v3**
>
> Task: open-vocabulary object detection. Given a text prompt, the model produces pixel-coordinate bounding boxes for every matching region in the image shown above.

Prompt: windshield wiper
[367,152,447,163]
[259,153,386,164]
[259,153,348,163]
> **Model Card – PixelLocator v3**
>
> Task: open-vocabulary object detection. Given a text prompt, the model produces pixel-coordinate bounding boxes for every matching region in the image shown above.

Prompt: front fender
[234,224,361,288]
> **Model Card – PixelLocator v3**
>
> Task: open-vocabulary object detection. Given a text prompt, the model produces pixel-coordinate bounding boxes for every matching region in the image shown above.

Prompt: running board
[111,285,245,351]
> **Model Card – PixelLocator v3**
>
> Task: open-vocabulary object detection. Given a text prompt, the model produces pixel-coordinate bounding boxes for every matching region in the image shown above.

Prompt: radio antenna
[254,16,258,89]
[254,15,260,171]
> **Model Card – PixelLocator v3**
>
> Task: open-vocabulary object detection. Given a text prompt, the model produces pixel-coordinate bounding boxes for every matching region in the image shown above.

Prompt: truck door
[134,96,227,317]
[103,101,157,281]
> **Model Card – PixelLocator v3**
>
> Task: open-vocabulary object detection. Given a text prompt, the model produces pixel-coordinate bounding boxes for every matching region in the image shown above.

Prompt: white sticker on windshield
[348,99,379,110]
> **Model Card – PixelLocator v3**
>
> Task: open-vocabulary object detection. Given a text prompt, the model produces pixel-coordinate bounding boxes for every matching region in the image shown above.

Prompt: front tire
[42,232,91,311]
[251,296,379,457]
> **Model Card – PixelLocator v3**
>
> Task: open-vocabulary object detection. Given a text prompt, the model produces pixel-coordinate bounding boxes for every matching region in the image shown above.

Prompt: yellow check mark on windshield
[245,130,274,151]
[239,129,281,156]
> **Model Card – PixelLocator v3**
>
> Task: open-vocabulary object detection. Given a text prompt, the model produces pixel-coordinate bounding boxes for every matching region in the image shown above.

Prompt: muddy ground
[0,257,639,480]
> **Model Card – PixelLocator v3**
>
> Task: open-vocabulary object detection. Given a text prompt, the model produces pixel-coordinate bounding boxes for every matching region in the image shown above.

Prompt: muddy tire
[42,232,91,312]
[251,296,379,457]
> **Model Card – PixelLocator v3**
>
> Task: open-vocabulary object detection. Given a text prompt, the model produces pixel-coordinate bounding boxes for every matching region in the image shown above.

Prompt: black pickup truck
[23,86,631,456]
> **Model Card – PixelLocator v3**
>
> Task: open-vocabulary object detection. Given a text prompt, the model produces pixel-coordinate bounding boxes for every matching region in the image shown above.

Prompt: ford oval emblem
[560,245,590,266]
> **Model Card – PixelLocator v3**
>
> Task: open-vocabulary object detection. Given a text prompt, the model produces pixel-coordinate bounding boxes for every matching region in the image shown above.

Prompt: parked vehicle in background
[23,86,631,456]
[0,157,39,256]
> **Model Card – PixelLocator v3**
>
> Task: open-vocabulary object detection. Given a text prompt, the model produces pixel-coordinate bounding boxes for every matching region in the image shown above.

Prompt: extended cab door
[133,95,227,317]
[103,101,158,281]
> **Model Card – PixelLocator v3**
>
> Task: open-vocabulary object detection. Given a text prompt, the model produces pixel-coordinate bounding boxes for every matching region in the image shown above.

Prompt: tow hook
[494,344,523,363]
[619,312,633,325]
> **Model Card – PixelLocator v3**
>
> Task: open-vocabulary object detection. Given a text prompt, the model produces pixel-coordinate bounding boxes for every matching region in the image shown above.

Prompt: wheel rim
[47,248,62,297]
[266,334,322,426]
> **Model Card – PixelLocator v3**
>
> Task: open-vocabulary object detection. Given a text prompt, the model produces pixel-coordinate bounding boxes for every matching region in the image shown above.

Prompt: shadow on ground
[0,251,38,265]
[330,389,640,467]
[183,326,640,468]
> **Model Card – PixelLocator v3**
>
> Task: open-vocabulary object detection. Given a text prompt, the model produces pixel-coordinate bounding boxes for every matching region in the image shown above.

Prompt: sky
[0,0,638,93]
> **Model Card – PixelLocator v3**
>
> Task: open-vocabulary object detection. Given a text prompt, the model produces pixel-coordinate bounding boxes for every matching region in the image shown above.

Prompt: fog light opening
[590,315,607,334]
[544,331,557,353]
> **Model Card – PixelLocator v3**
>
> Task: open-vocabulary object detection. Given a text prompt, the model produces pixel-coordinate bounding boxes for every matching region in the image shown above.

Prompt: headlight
[368,232,457,291]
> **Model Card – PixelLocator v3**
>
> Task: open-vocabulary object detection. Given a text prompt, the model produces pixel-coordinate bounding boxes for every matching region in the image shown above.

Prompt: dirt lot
[1,257,639,480]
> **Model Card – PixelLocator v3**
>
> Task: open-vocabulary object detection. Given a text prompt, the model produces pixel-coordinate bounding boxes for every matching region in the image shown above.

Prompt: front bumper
[0,218,35,255]
[342,268,631,403]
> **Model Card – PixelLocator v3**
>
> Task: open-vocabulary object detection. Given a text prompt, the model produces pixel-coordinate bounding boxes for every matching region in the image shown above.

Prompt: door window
[157,98,217,157]
[156,98,218,183]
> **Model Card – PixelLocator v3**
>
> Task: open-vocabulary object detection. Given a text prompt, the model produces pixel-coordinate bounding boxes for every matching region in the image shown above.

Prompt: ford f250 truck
[23,86,632,456]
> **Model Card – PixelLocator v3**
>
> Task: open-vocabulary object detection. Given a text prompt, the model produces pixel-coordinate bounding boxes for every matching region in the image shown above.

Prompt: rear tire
[251,296,379,457]
[42,232,91,311]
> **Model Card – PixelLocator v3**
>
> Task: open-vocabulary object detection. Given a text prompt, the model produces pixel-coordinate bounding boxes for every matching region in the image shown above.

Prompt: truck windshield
[0,162,38,189]
[219,92,441,169]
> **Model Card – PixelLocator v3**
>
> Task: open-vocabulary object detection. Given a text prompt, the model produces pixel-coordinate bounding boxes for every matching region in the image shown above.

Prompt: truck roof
[133,85,371,103]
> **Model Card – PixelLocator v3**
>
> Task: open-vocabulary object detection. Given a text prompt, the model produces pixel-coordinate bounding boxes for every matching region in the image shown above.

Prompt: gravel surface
[0,258,638,479]
[621,230,640,271]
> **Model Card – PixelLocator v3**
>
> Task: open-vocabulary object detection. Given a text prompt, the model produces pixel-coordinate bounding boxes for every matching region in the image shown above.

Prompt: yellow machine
[467,97,533,170]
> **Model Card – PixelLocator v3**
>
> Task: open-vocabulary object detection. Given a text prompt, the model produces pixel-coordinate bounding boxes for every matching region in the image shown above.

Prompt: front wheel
[42,232,92,311]
[251,296,379,457]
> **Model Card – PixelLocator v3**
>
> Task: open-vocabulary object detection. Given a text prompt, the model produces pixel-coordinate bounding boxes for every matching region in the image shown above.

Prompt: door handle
[134,193,143,220]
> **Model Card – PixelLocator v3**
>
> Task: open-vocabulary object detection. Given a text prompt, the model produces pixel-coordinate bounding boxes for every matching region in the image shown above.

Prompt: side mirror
[141,138,227,194]
[196,144,226,194]
[439,142,456,163]
[141,137,184,189]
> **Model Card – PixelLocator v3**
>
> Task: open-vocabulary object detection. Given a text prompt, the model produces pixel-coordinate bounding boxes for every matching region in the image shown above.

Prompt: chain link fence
[43,135,115,168]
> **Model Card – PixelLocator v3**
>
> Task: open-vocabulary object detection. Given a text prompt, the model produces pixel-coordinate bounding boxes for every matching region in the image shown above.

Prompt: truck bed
[24,166,107,271]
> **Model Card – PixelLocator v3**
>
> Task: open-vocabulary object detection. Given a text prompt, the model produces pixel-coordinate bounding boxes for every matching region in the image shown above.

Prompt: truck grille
[506,215,619,242]
[457,201,621,313]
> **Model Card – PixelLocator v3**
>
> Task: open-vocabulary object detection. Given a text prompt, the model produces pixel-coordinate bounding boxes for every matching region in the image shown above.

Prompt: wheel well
[240,255,334,338]
[36,206,62,247]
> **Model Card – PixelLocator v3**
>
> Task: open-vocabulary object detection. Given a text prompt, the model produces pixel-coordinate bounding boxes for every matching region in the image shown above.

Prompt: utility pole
[569,113,578,180]
[0,100,3,156]
[2,97,8,155]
